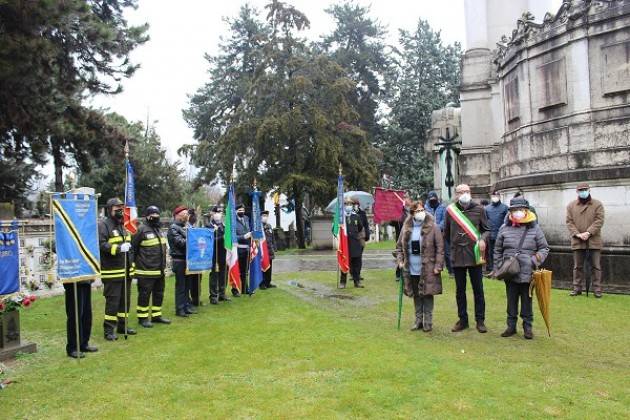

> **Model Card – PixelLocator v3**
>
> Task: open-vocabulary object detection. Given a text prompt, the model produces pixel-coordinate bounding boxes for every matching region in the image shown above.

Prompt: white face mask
[458,193,472,205]
[491,196,500,203]
[213,213,222,222]
[511,210,526,220]
[413,211,426,222]
[261,216,268,224]
[345,205,353,214]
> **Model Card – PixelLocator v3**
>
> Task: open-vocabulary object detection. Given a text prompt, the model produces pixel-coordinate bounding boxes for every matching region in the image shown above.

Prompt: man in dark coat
[354,198,370,281]
[340,198,365,288]
[207,206,230,304]
[234,204,251,296]
[443,184,490,333]
[484,190,508,274]
[167,205,196,317]
[260,210,277,289]
[187,208,203,306]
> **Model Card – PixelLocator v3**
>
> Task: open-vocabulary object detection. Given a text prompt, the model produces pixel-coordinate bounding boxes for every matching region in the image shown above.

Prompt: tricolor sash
[446,204,485,265]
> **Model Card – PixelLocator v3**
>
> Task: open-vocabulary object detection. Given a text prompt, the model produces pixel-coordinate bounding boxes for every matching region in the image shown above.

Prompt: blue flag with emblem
[0,220,20,295]
[248,189,264,293]
[186,227,215,274]
[53,193,101,281]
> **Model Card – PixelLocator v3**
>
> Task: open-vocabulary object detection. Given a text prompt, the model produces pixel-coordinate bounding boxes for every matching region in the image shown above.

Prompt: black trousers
[103,278,132,334]
[210,266,227,299]
[64,282,92,354]
[395,222,403,278]
[505,280,533,329]
[233,248,249,294]
[453,266,485,323]
[262,259,273,287]
[340,256,362,284]
[137,275,165,319]
[172,260,190,312]
[188,273,202,306]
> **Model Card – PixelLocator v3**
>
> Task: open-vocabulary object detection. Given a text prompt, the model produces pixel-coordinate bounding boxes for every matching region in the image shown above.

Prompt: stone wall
[431,0,630,293]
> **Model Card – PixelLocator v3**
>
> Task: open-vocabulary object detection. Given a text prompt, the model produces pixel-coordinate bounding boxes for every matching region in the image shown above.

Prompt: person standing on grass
[444,184,490,333]
[63,278,97,359]
[187,208,203,306]
[131,205,171,328]
[207,205,230,304]
[566,183,605,298]
[340,197,365,288]
[234,204,251,296]
[425,191,452,276]
[168,205,196,317]
[396,201,444,332]
[493,197,549,339]
[392,194,413,281]
[354,197,370,283]
[260,210,277,289]
[484,190,508,276]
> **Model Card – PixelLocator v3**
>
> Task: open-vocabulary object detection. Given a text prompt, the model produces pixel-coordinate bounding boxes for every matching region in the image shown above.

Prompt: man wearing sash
[444,184,490,333]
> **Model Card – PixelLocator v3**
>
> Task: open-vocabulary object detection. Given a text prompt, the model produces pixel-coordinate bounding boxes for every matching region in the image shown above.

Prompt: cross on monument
[435,127,462,199]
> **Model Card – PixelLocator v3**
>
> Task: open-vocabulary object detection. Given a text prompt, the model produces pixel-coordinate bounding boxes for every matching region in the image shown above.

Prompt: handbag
[495,227,529,281]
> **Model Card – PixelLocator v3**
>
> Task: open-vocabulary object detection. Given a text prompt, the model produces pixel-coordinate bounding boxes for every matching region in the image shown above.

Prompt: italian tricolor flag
[225,184,242,292]
[332,174,350,273]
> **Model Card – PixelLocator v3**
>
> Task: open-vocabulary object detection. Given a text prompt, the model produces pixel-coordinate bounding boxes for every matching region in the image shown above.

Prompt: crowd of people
[394,182,605,339]
[61,181,605,357]
[63,201,277,359]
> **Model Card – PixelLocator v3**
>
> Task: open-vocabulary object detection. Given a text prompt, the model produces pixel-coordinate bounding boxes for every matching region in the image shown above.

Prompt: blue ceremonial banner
[250,190,264,240]
[186,227,215,273]
[53,194,101,282]
[0,221,20,295]
[248,242,263,294]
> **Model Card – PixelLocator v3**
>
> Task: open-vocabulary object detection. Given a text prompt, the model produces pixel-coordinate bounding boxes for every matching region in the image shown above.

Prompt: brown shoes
[524,328,534,340]
[476,321,488,333]
[451,320,469,332]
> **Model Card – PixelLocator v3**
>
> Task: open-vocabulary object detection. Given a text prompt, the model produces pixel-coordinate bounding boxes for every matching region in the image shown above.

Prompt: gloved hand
[120,242,131,253]
[244,232,252,240]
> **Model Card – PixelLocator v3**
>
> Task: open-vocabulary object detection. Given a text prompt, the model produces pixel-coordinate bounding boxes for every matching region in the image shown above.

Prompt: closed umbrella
[325,191,374,213]
[530,269,552,337]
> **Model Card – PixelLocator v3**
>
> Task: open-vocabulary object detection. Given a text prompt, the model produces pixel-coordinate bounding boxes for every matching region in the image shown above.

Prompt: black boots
[139,318,153,328]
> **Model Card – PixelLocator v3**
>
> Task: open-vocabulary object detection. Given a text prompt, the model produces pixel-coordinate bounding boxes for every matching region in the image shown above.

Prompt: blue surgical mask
[345,205,353,214]
[578,190,590,199]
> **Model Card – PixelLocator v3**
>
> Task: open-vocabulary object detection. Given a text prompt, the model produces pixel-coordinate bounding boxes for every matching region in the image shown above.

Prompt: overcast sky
[88,0,561,176]
[89,0,469,173]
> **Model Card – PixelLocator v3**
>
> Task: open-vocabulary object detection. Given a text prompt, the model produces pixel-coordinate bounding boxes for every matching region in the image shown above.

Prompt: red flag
[373,187,406,224]
[260,235,271,272]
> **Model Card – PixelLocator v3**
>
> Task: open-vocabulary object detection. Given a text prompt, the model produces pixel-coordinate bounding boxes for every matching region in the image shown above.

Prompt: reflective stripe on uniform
[137,306,150,311]
[151,312,162,317]
[137,312,149,318]
[110,244,118,256]
[117,312,129,318]
[101,268,126,280]
[136,269,161,276]
[104,314,118,321]
[108,237,123,244]
[140,238,160,247]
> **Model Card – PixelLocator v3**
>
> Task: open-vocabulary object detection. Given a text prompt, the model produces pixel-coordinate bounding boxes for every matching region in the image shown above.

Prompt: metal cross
[435,127,462,199]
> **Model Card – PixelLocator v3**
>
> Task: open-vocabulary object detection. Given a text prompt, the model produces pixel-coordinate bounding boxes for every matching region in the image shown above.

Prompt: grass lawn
[1,270,628,418]
[364,240,396,251]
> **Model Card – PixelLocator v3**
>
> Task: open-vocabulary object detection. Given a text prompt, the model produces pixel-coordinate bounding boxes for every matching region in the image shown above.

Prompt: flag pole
[122,140,129,340]
[246,178,257,296]
[336,165,342,290]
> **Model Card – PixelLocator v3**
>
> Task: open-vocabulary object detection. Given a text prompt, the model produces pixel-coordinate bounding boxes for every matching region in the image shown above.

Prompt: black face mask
[113,209,124,220]
[147,217,160,227]
[237,212,245,218]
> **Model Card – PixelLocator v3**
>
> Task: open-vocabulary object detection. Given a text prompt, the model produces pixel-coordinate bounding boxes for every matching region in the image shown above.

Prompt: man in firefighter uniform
[98,198,136,340]
[131,206,171,328]
[207,205,230,305]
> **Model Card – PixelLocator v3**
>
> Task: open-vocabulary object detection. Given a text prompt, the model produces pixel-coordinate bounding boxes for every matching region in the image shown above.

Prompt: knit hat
[427,191,438,199]
[173,205,188,216]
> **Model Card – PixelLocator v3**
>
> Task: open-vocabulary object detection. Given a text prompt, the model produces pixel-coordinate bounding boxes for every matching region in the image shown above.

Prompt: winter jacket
[566,197,605,250]
[443,202,490,268]
[485,201,509,240]
[167,220,187,260]
[131,222,167,278]
[98,217,133,280]
[396,213,444,296]
[494,217,550,283]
